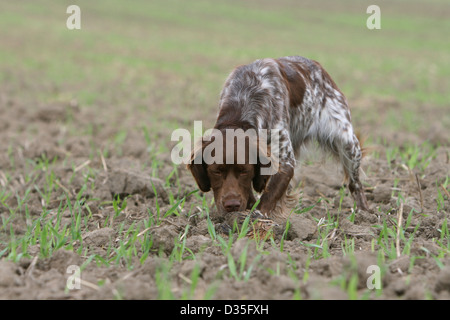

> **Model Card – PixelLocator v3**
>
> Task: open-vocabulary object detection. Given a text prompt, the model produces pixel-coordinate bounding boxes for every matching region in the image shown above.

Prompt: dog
[188,56,369,220]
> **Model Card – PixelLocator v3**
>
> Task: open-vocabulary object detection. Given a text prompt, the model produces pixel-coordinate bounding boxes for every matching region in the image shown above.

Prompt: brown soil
[0,86,449,300]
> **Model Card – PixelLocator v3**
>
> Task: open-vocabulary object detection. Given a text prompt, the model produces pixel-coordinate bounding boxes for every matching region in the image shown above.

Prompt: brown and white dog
[188,56,369,220]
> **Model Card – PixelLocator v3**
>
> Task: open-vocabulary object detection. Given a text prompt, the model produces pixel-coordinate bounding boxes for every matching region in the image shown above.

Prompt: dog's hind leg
[315,105,369,212]
[338,132,369,211]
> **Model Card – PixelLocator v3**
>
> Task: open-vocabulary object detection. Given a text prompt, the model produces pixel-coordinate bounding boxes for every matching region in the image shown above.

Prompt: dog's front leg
[257,164,294,217]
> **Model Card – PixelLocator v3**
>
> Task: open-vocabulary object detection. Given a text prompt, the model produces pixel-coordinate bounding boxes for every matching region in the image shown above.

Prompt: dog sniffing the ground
[188,56,369,221]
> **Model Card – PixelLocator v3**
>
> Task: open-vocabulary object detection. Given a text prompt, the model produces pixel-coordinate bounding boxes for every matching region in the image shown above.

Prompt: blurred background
[0,0,448,161]
[0,0,449,300]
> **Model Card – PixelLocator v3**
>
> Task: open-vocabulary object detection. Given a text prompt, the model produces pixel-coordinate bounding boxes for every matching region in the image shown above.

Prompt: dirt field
[0,0,449,300]
[0,98,448,300]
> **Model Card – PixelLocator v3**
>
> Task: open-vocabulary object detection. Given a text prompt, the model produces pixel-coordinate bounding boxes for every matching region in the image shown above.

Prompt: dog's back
[189,56,369,219]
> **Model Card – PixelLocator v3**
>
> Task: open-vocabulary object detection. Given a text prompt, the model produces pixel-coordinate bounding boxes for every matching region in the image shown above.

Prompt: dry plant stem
[100,151,108,172]
[441,184,450,198]
[74,160,91,172]
[415,173,424,211]
[55,180,71,196]
[396,202,404,259]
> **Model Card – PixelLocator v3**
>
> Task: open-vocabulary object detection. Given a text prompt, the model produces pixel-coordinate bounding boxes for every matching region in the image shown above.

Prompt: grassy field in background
[1,0,449,120]
[0,0,449,300]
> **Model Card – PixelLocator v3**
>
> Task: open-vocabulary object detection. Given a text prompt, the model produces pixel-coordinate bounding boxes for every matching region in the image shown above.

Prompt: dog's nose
[223,198,241,212]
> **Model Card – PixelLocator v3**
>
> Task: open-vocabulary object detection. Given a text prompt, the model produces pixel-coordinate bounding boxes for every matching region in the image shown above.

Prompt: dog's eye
[210,168,223,175]
[239,168,250,176]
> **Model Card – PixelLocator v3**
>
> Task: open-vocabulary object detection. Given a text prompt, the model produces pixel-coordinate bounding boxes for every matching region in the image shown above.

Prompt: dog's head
[187,129,271,213]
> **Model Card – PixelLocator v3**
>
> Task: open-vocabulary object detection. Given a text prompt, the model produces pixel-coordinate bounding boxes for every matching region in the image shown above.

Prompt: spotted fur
[193,55,369,219]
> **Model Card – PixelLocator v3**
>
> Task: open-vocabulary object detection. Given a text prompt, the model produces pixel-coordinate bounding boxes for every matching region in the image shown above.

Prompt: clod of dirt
[283,214,317,241]
[83,227,115,248]
[404,283,428,300]
[107,168,167,200]
[343,251,379,289]
[34,102,74,123]
[217,210,264,227]
[389,255,411,274]
[353,208,379,224]
[257,248,290,278]
[0,261,22,287]
[389,278,408,296]
[434,266,450,294]
[151,222,182,254]
[339,218,375,240]
[112,276,158,300]
[304,277,348,300]
[140,256,166,275]
[216,210,276,238]
[180,260,206,279]
[22,137,66,161]
[185,235,212,252]
[190,219,209,236]
[230,238,260,262]
[372,184,392,203]
[401,197,422,215]
[47,249,83,275]
[266,274,298,298]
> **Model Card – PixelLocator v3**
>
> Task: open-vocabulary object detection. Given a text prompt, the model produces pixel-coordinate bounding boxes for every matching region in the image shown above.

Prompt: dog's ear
[252,164,269,193]
[252,143,271,193]
[187,146,211,192]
